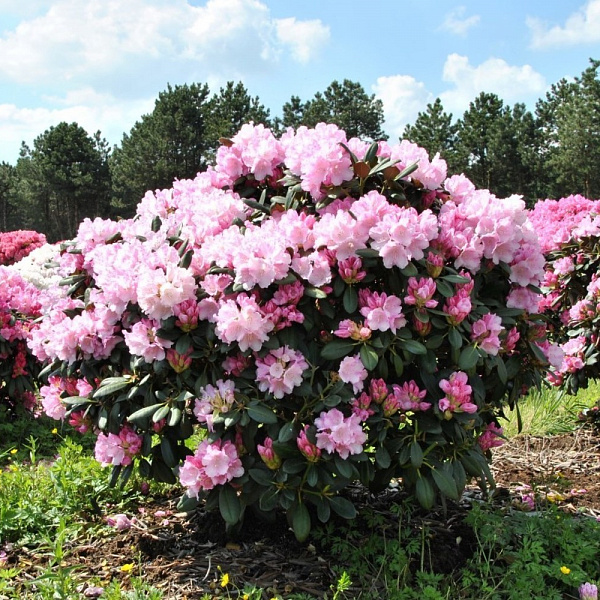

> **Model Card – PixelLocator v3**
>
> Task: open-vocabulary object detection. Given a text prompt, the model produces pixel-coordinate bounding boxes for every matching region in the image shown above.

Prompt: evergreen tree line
[1,60,599,242]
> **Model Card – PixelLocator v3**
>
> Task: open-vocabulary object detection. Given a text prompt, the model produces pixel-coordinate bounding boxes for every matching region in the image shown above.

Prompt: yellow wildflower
[52,428,58,435]
[120,563,135,573]
[220,572,230,587]
[10,449,17,455]
[560,566,571,575]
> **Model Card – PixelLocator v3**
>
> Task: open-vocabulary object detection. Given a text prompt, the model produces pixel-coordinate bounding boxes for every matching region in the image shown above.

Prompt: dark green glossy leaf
[415,476,435,509]
[247,403,278,424]
[321,340,356,360]
[431,466,459,500]
[219,485,241,525]
[291,503,311,542]
[360,345,379,371]
[458,345,479,370]
[343,286,358,314]
[329,496,357,519]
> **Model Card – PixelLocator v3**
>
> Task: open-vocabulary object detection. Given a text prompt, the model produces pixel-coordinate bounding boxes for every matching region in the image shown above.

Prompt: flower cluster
[31,123,554,540]
[0,230,47,266]
[528,196,600,392]
[0,266,45,414]
[6,243,62,291]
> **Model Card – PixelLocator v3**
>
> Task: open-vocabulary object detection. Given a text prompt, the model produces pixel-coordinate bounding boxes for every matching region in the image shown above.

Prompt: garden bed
[5,428,599,599]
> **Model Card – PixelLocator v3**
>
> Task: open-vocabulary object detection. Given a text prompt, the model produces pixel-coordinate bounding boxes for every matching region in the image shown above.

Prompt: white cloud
[0,89,154,162]
[372,75,434,140]
[439,6,480,36]
[439,54,547,115]
[0,0,329,88]
[274,17,330,63]
[528,0,600,49]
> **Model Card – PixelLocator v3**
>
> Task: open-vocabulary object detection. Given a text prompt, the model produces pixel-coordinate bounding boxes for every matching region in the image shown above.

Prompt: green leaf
[400,262,418,277]
[127,403,164,425]
[458,345,479,370]
[410,442,424,468]
[219,485,241,525]
[249,468,274,487]
[435,279,454,298]
[431,466,459,500]
[400,339,427,355]
[375,446,391,469]
[316,498,331,523]
[153,404,170,423]
[92,377,132,398]
[441,274,471,284]
[259,487,280,512]
[304,286,328,299]
[334,455,354,479]
[415,476,435,509]
[321,339,356,360]
[247,403,278,424]
[343,286,358,314]
[61,396,93,406]
[278,422,296,443]
[243,198,271,214]
[329,496,357,519]
[160,437,178,468]
[177,494,200,513]
[448,327,462,349]
[168,407,182,427]
[360,345,379,371]
[152,458,177,484]
[393,353,404,377]
[291,503,311,542]
[496,357,508,384]
[355,248,380,259]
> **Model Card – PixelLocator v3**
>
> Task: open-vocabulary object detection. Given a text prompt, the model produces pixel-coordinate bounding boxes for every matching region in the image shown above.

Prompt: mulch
[4,427,600,599]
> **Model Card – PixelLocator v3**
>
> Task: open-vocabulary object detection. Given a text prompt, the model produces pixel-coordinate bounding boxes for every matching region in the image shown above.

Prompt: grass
[0,386,599,599]
[501,380,600,437]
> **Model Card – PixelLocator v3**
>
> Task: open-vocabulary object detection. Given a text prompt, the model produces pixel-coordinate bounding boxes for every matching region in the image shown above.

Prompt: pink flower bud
[257,437,282,470]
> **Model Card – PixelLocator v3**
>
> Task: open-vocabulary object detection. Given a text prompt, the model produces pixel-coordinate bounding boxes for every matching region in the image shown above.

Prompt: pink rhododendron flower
[179,439,244,497]
[471,313,503,355]
[359,290,406,333]
[338,354,368,393]
[137,264,197,322]
[255,345,308,399]
[214,294,274,352]
[106,514,134,530]
[391,381,431,412]
[438,371,477,416]
[281,123,353,200]
[351,392,375,421]
[123,318,173,362]
[338,256,367,284]
[404,277,438,309]
[368,207,438,269]
[478,423,504,452]
[194,379,237,431]
[334,319,371,341]
[314,408,367,459]
[507,287,541,314]
[94,426,143,467]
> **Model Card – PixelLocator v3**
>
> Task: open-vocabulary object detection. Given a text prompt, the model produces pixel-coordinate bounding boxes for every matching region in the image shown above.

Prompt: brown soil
[4,427,600,599]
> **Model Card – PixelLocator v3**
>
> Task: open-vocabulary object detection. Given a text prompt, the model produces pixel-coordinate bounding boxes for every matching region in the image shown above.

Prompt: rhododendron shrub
[0,230,47,266]
[0,266,44,413]
[32,123,554,540]
[529,196,600,393]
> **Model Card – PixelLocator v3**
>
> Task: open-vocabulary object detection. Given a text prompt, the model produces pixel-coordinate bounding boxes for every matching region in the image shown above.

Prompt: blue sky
[0,0,599,164]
